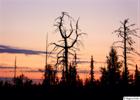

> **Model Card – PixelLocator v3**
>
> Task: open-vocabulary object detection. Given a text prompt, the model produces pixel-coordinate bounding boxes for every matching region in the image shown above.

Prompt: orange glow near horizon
[0,52,139,81]
[0,53,102,81]
[0,0,140,82]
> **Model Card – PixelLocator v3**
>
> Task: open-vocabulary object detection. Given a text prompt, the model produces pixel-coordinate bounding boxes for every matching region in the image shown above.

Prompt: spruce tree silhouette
[100,47,121,88]
[13,74,33,87]
[69,63,77,86]
[135,64,140,87]
[100,67,107,87]
[90,56,94,83]
[43,64,56,86]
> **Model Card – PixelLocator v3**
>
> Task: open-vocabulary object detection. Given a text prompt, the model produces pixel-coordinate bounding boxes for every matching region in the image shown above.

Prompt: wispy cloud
[0,66,14,69]
[19,69,40,73]
[77,60,106,64]
[0,66,30,70]
[0,44,51,55]
[0,66,102,74]
[0,66,42,73]
[77,60,90,64]
[78,69,100,74]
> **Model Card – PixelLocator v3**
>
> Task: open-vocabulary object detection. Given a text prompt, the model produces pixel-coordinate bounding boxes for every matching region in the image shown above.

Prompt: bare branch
[55,56,64,66]
[133,50,140,56]
[68,19,79,48]
[113,46,124,49]
[130,32,140,38]
[67,20,73,38]
[57,12,65,38]
[127,23,135,28]
[68,51,75,56]
[53,43,64,48]
[49,45,58,56]
[112,41,123,45]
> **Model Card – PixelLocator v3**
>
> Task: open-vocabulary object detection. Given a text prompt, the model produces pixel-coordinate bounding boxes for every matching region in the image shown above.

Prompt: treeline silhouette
[0,13,140,100]
[0,47,140,100]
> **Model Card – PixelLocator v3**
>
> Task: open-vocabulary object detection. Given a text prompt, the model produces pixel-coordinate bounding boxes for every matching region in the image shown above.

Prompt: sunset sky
[0,0,140,80]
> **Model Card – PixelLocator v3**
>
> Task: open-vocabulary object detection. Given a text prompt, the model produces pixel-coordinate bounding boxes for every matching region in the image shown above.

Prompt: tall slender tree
[113,19,139,85]
[14,56,17,79]
[44,34,48,83]
[43,34,56,86]
[90,56,94,83]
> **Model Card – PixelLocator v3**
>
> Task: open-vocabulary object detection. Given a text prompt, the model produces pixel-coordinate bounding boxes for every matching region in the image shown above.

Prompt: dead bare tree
[51,12,85,82]
[113,19,139,85]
